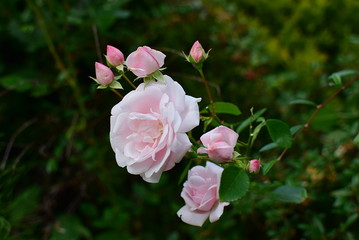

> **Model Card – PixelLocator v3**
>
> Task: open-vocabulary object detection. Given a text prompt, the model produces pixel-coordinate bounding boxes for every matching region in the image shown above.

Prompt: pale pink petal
[209,201,230,223]
[177,205,210,227]
[178,95,201,132]
[143,46,166,67]
[217,126,239,146]
[206,161,223,177]
[127,158,153,175]
[197,147,208,154]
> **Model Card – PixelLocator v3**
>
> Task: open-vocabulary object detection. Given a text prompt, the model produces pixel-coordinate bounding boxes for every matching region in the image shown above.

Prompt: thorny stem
[27,0,86,122]
[92,24,103,64]
[277,74,359,161]
[111,89,124,99]
[123,74,137,89]
[198,69,221,123]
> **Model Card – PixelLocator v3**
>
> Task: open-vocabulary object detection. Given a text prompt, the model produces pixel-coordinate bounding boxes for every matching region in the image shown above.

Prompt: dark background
[1,0,359,239]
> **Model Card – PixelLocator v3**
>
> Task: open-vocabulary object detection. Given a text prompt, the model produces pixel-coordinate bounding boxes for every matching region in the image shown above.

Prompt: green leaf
[109,80,123,89]
[152,70,165,82]
[354,132,359,144]
[236,108,267,133]
[331,74,342,86]
[266,119,293,148]
[262,159,278,175]
[270,185,307,203]
[46,158,58,173]
[259,142,278,152]
[219,166,249,202]
[202,102,241,116]
[289,99,317,107]
[250,120,266,146]
[329,69,358,80]
[178,159,193,185]
[0,74,32,91]
[311,107,338,131]
[290,125,304,135]
[0,217,11,240]
[339,213,358,232]
[9,186,41,223]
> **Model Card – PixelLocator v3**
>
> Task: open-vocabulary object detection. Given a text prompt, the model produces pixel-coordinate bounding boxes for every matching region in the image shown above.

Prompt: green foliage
[270,185,308,204]
[1,0,359,239]
[0,217,11,240]
[266,119,293,148]
[219,166,249,202]
[203,101,242,116]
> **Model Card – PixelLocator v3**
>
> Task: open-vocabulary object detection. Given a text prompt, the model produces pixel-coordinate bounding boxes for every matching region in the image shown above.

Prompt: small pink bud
[95,62,114,85]
[190,41,205,63]
[249,159,261,174]
[106,45,125,66]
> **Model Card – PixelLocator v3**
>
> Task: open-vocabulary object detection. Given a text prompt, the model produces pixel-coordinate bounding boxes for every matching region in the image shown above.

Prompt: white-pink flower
[177,161,229,227]
[197,126,239,163]
[110,75,201,183]
[126,46,166,78]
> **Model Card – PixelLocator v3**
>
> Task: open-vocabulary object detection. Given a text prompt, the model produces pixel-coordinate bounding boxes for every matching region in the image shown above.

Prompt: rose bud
[95,62,114,86]
[197,126,239,163]
[190,40,205,63]
[106,45,125,67]
[249,159,261,174]
[126,46,166,78]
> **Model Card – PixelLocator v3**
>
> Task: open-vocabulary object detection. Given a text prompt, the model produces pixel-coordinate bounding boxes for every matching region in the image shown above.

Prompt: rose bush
[177,161,229,226]
[110,75,201,183]
[126,46,166,78]
[197,126,239,163]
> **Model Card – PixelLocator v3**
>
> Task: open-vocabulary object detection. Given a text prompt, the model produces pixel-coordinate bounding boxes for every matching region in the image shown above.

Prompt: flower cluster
[91,42,262,227]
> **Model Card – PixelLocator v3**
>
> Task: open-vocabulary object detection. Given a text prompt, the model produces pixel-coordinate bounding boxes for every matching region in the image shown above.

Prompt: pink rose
[197,126,239,163]
[110,75,201,183]
[177,161,229,226]
[106,45,124,67]
[190,41,205,63]
[126,46,166,78]
[95,62,114,85]
[249,159,261,173]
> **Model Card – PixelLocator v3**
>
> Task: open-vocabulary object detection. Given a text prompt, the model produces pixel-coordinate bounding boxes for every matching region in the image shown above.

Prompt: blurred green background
[1,0,359,239]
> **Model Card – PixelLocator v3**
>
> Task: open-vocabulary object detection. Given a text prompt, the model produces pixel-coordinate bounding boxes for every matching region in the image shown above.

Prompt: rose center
[126,113,163,158]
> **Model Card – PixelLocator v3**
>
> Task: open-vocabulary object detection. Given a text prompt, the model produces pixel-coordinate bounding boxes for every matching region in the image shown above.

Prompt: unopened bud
[95,62,114,85]
[190,41,205,63]
[106,45,125,67]
[249,159,261,174]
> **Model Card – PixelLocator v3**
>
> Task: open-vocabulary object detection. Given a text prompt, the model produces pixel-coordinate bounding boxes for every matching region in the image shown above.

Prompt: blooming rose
[197,126,239,163]
[126,46,166,78]
[95,62,114,86]
[249,159,261,173]
[106,45,125,67]
[110,75,201,183]
[177,161,229,226]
